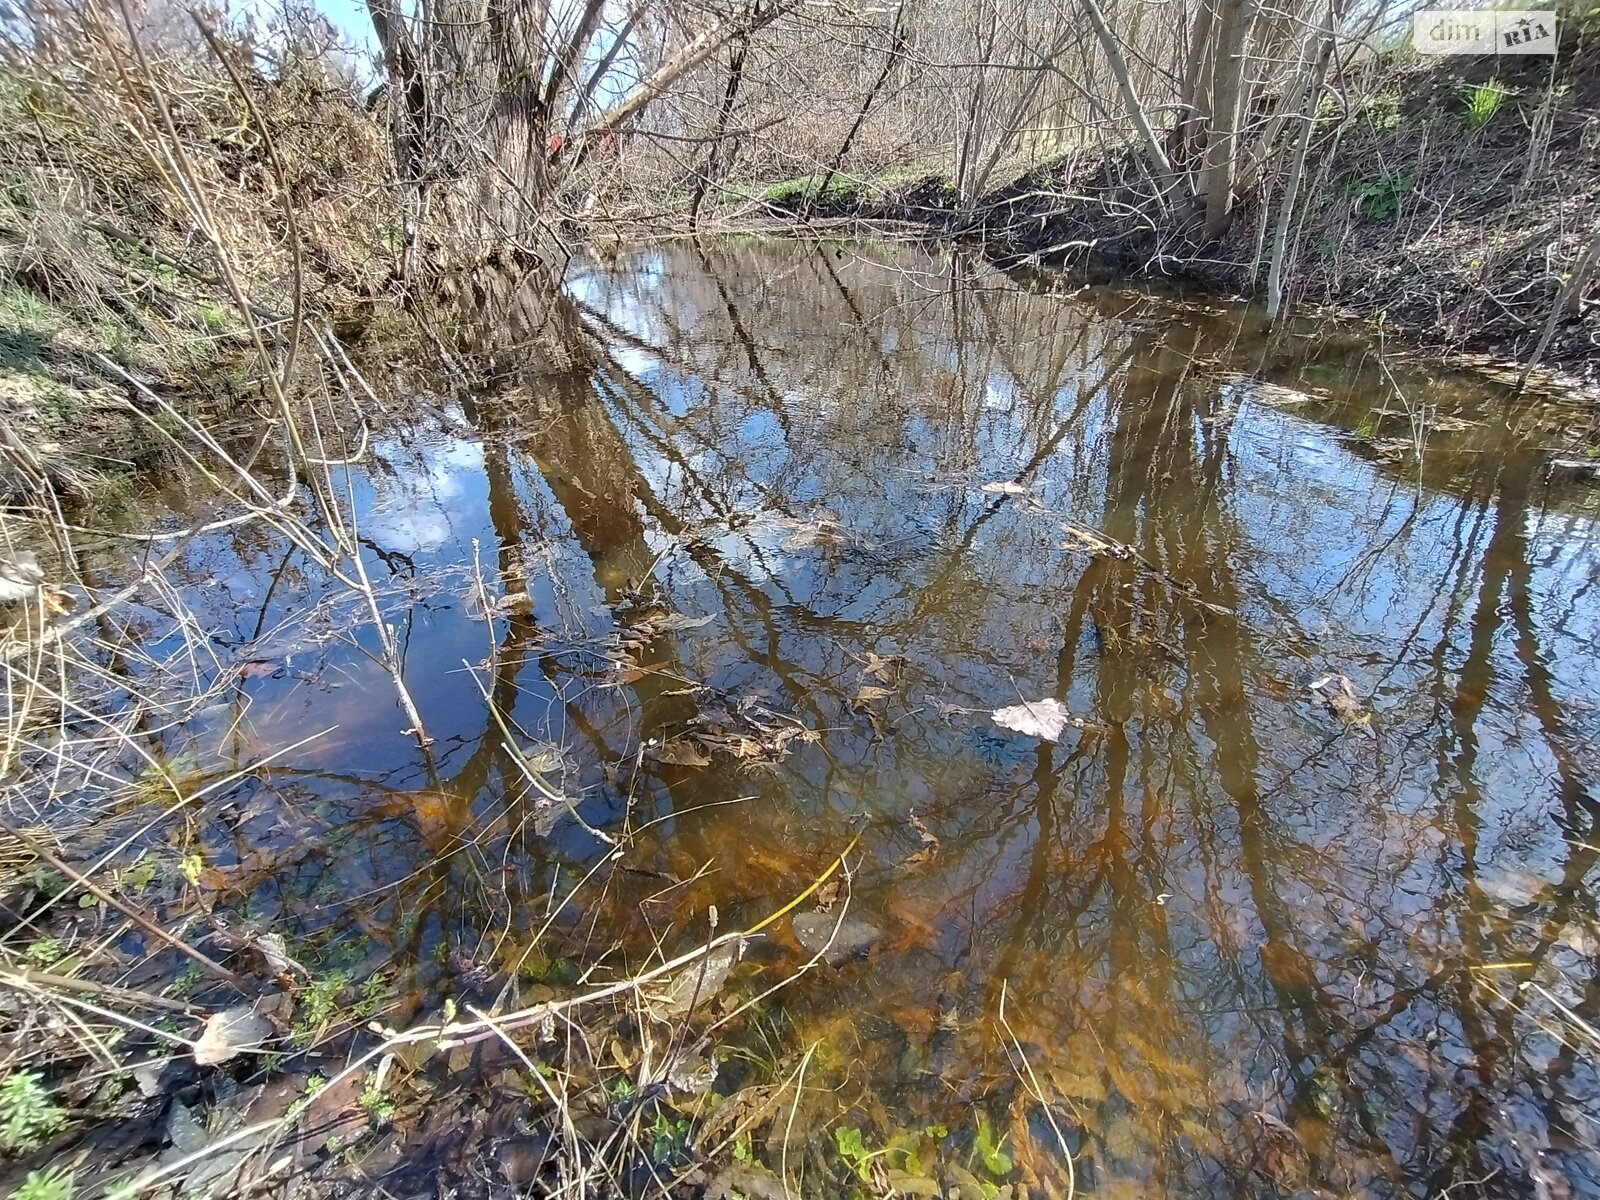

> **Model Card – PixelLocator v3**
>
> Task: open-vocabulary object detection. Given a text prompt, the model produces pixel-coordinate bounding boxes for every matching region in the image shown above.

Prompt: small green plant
[1464,79,1506,127]
[178,853,204,886]
[195,302,230,332]
[24,937,64,967]
[122,855,158,892]
[834,1125,875,1183]
[1359,90,1403,131]
[13,1167,74,1200]
[167,964,205,998]
[292,972,351,1044]
[650,1111,691,1164]
[1354,412,1379,439]
[1346,172,1410,219]
[0,1071,67,1153]
[973,1113,1013,1177]
[358,1073,394,1124]
[353,972,388,1020]
[732,1133,754,1164]
[606,1075,636,1102]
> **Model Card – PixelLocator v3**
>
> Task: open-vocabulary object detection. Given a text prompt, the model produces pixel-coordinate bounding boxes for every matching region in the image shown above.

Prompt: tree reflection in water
[168,240,1600,1198]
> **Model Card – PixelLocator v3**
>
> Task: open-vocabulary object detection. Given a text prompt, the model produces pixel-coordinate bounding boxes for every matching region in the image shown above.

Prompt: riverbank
[0,57,399,513]
[736,44,1600,395]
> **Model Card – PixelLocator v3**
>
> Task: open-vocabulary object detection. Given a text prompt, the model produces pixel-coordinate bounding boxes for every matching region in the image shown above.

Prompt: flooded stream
[114,238,1600,1198]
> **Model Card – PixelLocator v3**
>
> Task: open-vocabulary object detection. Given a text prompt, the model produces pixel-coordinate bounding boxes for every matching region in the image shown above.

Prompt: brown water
[132,238,1600,1197]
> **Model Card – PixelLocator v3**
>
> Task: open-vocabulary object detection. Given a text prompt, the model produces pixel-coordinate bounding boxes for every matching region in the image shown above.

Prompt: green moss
[759,174,860,206]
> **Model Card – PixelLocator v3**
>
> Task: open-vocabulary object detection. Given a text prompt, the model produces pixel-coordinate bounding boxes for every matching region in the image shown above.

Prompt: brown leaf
[902,847,938,871]
[1308,673,1373,732]
[814,879,841,914]
[651,940,744,1017]
[654,738,712,768]
[494,592,534,617]
[861,652,904,683]
[851,684,895,707]
[1245,1110,1307,1189]
[698,1083,781,1145]
[791,912,882,965]
[194,998,281,1065]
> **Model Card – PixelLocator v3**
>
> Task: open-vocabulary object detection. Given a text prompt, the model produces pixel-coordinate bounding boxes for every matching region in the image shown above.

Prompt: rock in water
[791,911,881,966]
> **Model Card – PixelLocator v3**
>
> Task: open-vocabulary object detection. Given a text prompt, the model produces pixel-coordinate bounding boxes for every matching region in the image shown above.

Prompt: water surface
[135,238,1600,1198]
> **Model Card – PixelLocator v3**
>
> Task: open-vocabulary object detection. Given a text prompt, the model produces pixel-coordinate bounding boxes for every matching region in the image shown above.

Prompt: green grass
[13,1168,74,1200]
[759,174,860,207]
[1464,79,1506,127]
[0,277,55,330]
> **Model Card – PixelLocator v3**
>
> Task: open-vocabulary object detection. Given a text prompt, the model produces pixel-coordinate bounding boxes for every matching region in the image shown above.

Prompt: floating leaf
[980,481,1029,495]
[494,592,534,617]
[652,611,718,633]
[992,698,1075,742]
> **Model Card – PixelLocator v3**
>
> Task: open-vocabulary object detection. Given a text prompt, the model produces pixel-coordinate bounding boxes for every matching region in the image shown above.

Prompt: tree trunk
[1170,0,1215,180]
[1202,0,1254,241]
[1077,0,1174,199]
[1266,2,1335,322]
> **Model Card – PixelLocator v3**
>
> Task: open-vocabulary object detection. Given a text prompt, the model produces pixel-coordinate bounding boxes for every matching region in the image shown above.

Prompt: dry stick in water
[0,968,206,1016]
[0,816,248,991]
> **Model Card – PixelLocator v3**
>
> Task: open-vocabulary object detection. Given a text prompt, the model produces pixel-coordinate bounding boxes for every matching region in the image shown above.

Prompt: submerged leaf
[654,739,712,768]
[792,911,882,965]
[1308,673,1373,733]
[1244,1110,1307,1189]
[651,940,743,1017]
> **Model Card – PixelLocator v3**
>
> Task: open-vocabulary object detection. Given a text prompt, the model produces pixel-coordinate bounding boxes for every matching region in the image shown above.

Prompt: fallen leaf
[654,739,712,768]
[992,698,1076,742]
[651,940,744,1017]
[1308,673,1373,733]
[791,912,882,966]
[861,651,904,683]
[852,684,894,706]
[1245,1110,1307,1190]
[652,612,718,633]
[666,1041,719,1093]
[494,592,534,617]
[980,481,1029,495]
[814,879,841,913]
[194,1000,279,1065]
